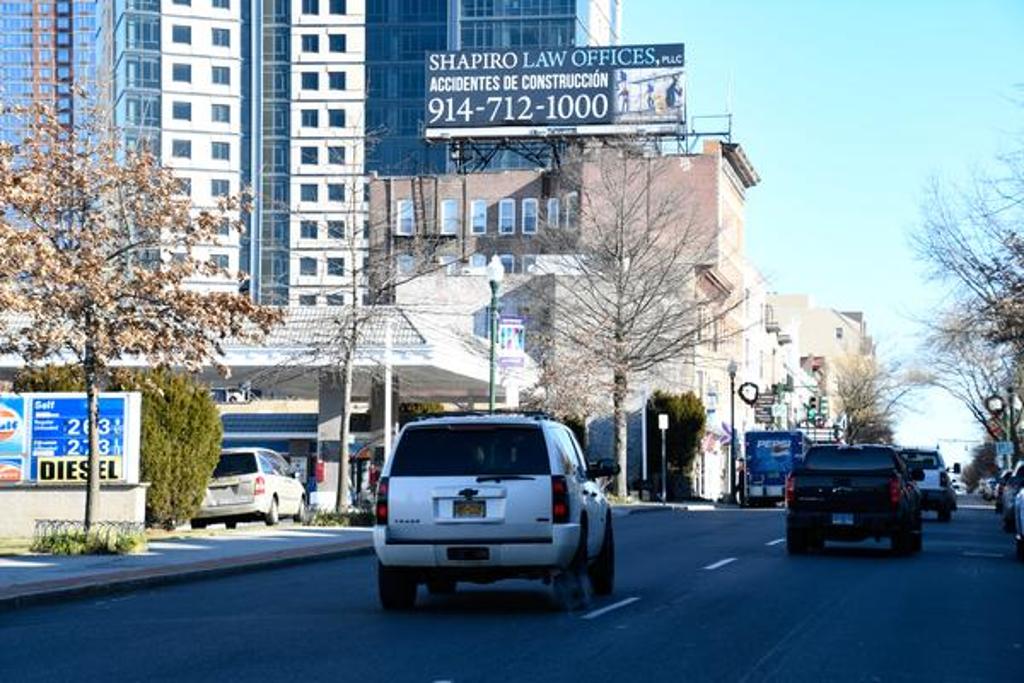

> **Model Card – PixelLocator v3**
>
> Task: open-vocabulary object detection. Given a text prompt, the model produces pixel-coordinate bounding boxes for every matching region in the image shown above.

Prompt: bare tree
[834,355,919,444]
[916,138,1024,352]
[925,307,1016,440]
[0,103,281,529]
[541,143,739,496]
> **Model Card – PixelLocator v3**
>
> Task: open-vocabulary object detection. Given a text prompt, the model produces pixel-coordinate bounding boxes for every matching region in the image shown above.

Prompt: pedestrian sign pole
[659,413,668,504]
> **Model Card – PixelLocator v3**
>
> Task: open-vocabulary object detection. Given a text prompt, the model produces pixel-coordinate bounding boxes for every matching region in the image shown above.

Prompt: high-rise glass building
[365,0,621,175]
[0,1,96,139]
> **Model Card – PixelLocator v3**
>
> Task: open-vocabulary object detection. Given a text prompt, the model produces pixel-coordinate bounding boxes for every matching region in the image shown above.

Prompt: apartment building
[98,0,366,304]
[0,0,95,138]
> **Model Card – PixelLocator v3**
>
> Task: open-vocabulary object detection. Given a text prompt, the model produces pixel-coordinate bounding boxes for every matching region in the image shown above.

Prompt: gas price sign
[424,43,685,139]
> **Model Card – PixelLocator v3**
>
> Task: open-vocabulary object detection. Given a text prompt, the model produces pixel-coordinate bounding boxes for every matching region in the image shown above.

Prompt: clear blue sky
[624,0,1024,463]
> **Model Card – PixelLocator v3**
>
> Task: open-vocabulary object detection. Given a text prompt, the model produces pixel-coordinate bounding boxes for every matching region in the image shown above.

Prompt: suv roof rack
[410,410,556,422]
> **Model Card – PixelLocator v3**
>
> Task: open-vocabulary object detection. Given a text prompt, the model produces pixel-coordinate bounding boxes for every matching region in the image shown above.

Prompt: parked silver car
[191,449,307,529]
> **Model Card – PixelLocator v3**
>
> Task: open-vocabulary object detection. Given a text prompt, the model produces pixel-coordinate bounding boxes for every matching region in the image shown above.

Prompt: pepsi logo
[0,406,22,442]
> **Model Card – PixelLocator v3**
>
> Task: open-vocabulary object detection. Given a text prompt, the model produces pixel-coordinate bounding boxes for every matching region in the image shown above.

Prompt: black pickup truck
[785,444,924,555]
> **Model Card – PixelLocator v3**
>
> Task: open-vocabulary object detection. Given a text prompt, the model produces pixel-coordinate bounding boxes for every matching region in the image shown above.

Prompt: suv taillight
[254,475,266,496]
[889,477,901,508]
[551,475,569,524]
[375,477,389,526]
[785,474,796,507]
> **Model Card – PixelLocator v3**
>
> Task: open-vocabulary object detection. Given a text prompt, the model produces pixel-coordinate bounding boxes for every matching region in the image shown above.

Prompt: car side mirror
[911,469,925,482]
[952,463,961,475]
[292,470,302,480]
[587,458,620,479]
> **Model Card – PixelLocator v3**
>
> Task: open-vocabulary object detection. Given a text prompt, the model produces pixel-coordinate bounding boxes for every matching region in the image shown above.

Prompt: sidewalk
[0,526,373,612]
[612,501,723,516]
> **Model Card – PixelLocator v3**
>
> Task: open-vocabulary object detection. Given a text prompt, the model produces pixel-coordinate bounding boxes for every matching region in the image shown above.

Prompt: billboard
[424,43,685,139]
[0,393,142,485]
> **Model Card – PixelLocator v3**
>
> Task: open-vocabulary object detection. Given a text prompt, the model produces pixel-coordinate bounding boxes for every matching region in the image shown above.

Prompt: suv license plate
[454,500,485,518]
[832,513,854,526]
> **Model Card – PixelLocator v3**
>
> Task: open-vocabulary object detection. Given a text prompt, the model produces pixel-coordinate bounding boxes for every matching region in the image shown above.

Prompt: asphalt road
[2,504,1021,683]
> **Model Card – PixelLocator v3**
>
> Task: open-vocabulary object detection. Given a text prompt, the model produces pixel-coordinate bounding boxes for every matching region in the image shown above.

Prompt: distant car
[786,444,923,555]
[899,448,957,522]
[996,471,1014,514]
[999,463,1024,533]
[373,413,618,609]
[191,448,307,529]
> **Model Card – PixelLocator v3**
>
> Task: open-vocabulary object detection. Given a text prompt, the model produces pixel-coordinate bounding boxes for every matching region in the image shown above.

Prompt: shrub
[309,509,375,527]
[645,390,706,479]
[15,366,222,530]
[30,527,147,555]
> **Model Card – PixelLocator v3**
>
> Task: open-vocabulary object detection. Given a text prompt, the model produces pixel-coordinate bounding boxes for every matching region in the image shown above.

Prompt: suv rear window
[802,446,896,471]
[390,425,550,477]
[214,453,258,477]
[902,451,941,469]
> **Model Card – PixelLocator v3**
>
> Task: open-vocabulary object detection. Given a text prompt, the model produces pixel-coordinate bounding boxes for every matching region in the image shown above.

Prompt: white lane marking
[765,538,785,546]
[963,551,1004,558]
[581,596,640,620]
[704,557,738,571]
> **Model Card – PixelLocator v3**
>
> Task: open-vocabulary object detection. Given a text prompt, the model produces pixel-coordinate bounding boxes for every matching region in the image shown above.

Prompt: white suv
[372,413,618,609]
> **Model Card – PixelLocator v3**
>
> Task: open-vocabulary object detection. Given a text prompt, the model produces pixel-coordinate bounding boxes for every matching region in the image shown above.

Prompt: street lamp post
[486,255,504,414]
[727,359,738,504]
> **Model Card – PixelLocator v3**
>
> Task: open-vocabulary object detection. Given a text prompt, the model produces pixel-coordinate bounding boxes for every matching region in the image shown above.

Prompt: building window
[298,294,317,306]
[171,139,191,158]
[500,254,515,274]
[301,72,319,90]
[212,0,229,8]
[212,104,230,123]
[301,34,319,52]
[440,199,459,235]
[439,254,459,275]
[300,109,318,127]
[330,0,346,14]
[300,184,318,202]
[329,34,346,52]
[211,179,230,197]
[395,200,414,235]
[469,253,486,268]
[300,146,318,164]
[209,254,229,269]
[328,109,345,127]
[327,146,345,164]
[522,198,538,234]
[172,0,190,5]
[212,66,230,85]
[299,257,317,276]
[470,200,487,234]
[836,327,844,340]
[327,220,345,239]
[328,72,346,90]
[300,220,318,239]
[523,254,538,274]
[396,254,415,274]
[177,178,191,196]
[302,0,319,14]
[564,192,578,228]
[212,28,230,47]
[211,142,230,161]
[218,218,231,236]
[326,293,345,306]
[498,199,515,234]
[171,101,191,121]
[327,258,345,276]
[172,63,191,83]
[171,25,191,44]
[547,197,560,228]
[328,184,344,202]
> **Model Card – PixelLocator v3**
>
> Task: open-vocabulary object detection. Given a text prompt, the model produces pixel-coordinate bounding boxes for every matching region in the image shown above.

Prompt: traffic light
[807,396,818,422]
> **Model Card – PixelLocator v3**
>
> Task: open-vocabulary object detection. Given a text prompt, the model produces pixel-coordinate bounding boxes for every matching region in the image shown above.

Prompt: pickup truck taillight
[551,475,569,523]
[254,475,266,496]
[889,477,901,508]
[375,477,389,525]
[785,474,795,507]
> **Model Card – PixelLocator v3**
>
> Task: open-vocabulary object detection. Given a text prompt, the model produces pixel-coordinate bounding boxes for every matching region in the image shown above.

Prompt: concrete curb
[0,540,375,613]
[614,503,720,515]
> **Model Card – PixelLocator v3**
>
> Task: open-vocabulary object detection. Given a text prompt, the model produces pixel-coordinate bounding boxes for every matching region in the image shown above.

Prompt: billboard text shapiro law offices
[424,44,685,139]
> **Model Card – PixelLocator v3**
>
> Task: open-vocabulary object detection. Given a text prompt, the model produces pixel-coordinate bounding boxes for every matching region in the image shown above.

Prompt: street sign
[658,413,669,431]
[497,316,526,368]
[996,441,1013,458]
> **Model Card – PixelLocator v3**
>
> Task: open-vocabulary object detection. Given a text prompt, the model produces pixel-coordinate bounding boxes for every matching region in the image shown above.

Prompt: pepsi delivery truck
[742,431,806,507]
